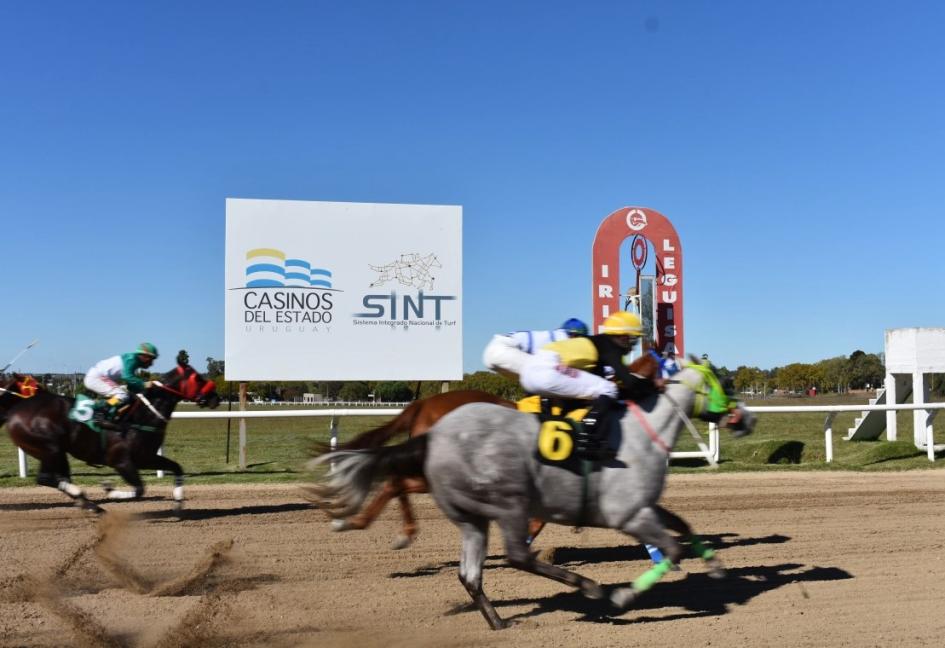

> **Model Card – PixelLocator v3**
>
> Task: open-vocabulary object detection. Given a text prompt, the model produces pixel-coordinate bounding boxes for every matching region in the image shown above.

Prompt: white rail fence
[12,402,945,479]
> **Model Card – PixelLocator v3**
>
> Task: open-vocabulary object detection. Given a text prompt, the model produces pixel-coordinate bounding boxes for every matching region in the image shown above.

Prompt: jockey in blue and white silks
[482,318,588,379]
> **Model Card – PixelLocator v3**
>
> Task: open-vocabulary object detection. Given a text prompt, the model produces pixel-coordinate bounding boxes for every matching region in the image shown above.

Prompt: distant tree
[206,357,225,378]
[774,363,814,392]
[456,371,524,400]
[846,350,884,389]
[733,366,766,393]
[374,381,413,402]
[814,356,848,393]
[338,381,371,402]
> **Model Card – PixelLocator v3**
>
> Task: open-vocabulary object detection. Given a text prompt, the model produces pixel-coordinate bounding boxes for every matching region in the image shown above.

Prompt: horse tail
[333,400,425,451]
[305,436,428,519]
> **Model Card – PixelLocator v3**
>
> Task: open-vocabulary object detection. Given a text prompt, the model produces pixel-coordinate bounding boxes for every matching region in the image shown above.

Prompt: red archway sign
[592,207,684,356]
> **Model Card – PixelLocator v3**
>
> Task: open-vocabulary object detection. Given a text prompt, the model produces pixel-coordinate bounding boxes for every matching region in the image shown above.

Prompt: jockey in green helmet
[83,343,158,421]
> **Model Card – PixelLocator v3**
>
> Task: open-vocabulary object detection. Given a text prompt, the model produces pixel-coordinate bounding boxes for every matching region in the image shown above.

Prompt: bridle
[154,365,216,401]
[132,365,217,423]
[629,365,730,467]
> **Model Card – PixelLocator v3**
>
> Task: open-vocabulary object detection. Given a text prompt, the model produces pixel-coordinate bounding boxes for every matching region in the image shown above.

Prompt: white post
[18,448,27,478]
[913,371,929,449]
[329,415,338,472]
[709,422,720,463]
[885,372,897,441]
[927,411,937,462]
[239,382,248,470]
[824,413,836,463]
[156,446,164,478]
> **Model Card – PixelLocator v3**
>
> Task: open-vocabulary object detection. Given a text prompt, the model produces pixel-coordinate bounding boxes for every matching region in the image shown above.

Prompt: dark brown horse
[322,352,664,549]
[0,356,220,512]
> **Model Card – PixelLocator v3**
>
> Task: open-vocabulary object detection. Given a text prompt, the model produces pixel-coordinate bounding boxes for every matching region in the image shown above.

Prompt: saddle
[516,395,621,465]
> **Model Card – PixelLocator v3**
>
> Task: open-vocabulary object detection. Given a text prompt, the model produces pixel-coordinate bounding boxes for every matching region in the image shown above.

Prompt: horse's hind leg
[611,506,685,610]
[333,479,397,533]
[498,513,604,600]
[391,477,427,549]
[655,504,724,577]
[456,517,508,630]
[37,455,101,512]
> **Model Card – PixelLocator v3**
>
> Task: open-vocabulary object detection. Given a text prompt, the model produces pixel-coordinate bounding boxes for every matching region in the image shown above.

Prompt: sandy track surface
[1,471,943,647]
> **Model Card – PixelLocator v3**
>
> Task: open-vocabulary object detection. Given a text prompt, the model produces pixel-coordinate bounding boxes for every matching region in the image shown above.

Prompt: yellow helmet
[600,311,644,337]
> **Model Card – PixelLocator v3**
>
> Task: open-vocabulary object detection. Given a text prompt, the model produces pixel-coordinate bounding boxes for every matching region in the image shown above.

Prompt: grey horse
[311,362,755,629]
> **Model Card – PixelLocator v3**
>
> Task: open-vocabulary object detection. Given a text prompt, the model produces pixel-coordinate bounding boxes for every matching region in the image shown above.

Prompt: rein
[135,392,168,422]
[626,401,671,454]
[661,374,724,467]
[0,387,32,399]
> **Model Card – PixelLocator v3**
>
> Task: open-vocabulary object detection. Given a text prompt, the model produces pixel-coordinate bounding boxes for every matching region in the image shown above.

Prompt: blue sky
[2,1,943,376]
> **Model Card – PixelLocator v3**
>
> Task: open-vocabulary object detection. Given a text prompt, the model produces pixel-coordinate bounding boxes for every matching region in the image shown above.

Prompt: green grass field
[1,394,943,488]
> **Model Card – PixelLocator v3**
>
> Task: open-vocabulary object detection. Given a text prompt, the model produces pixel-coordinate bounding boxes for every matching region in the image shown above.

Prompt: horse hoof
[706,557,727,579]
[490,617,514,630]
[330,518,352,532]
[172,500,184,515]
[80,498,105,514]
[391,534,413,550]
[610,586,638,611]
[536,547,556,563]
[581,580,605,600]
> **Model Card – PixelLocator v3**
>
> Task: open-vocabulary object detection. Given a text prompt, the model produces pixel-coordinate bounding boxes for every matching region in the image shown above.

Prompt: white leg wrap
[107,489,137,500]
[173,485,184,501]
[58,481,83,498]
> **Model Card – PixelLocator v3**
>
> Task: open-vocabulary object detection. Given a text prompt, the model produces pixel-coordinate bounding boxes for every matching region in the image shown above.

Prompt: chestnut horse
[328,389,516,548]
[0,356,220,512]
[324,352,663,549]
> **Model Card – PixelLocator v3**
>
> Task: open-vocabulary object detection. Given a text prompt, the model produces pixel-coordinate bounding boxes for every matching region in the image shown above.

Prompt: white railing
[12,402,944,479]
[748,402,945,463]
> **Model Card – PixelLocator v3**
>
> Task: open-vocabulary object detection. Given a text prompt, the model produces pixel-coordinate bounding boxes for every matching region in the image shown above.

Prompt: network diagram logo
[369,252,441,290]
[245,248,332,289]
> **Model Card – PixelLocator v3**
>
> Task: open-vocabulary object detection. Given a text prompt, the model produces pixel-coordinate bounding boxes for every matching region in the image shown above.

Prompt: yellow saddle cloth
[516,395,589,422]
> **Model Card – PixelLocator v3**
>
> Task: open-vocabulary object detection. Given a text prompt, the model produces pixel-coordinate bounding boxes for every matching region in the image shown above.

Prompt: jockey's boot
[580,395,619,460]
[93,396,123,425]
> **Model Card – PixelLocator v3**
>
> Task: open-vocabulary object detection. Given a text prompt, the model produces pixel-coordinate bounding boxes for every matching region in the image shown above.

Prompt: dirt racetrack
[1,471,943,647]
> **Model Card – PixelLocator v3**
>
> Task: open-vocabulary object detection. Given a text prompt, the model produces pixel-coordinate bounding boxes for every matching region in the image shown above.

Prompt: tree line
[9,349,944,403]
[206,349,943,403]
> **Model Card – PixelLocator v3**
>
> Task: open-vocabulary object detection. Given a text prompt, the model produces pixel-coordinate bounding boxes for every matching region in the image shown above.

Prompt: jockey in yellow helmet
[519,311,660,458]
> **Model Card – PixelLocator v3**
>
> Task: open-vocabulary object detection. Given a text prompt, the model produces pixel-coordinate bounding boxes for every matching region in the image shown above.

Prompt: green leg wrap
[632,558,673,592]
[689,535,715,560]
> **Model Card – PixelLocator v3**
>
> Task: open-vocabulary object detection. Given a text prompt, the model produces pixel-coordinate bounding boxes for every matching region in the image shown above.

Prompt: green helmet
[136,342,159,358]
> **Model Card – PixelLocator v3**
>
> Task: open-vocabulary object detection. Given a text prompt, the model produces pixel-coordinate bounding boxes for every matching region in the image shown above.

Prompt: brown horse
[0,356,220,512]
[327,389,516,548]
[323,352,663,549]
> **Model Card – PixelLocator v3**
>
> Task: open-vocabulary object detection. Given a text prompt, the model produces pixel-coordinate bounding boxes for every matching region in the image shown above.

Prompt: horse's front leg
[137,453,186,512]
[611,506,685,611]
[655,504,724,577]
[103,442,146,501]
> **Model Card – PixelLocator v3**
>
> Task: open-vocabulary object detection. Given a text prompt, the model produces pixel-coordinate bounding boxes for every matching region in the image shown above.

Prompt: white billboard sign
[225,199,462,380]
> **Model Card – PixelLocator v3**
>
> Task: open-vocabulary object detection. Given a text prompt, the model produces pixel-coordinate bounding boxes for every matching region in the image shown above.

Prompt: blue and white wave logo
[246,248,332,289]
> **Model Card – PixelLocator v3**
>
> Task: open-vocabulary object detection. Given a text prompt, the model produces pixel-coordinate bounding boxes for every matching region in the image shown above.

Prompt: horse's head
[159,357,221,409]
[677,356,755,437]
